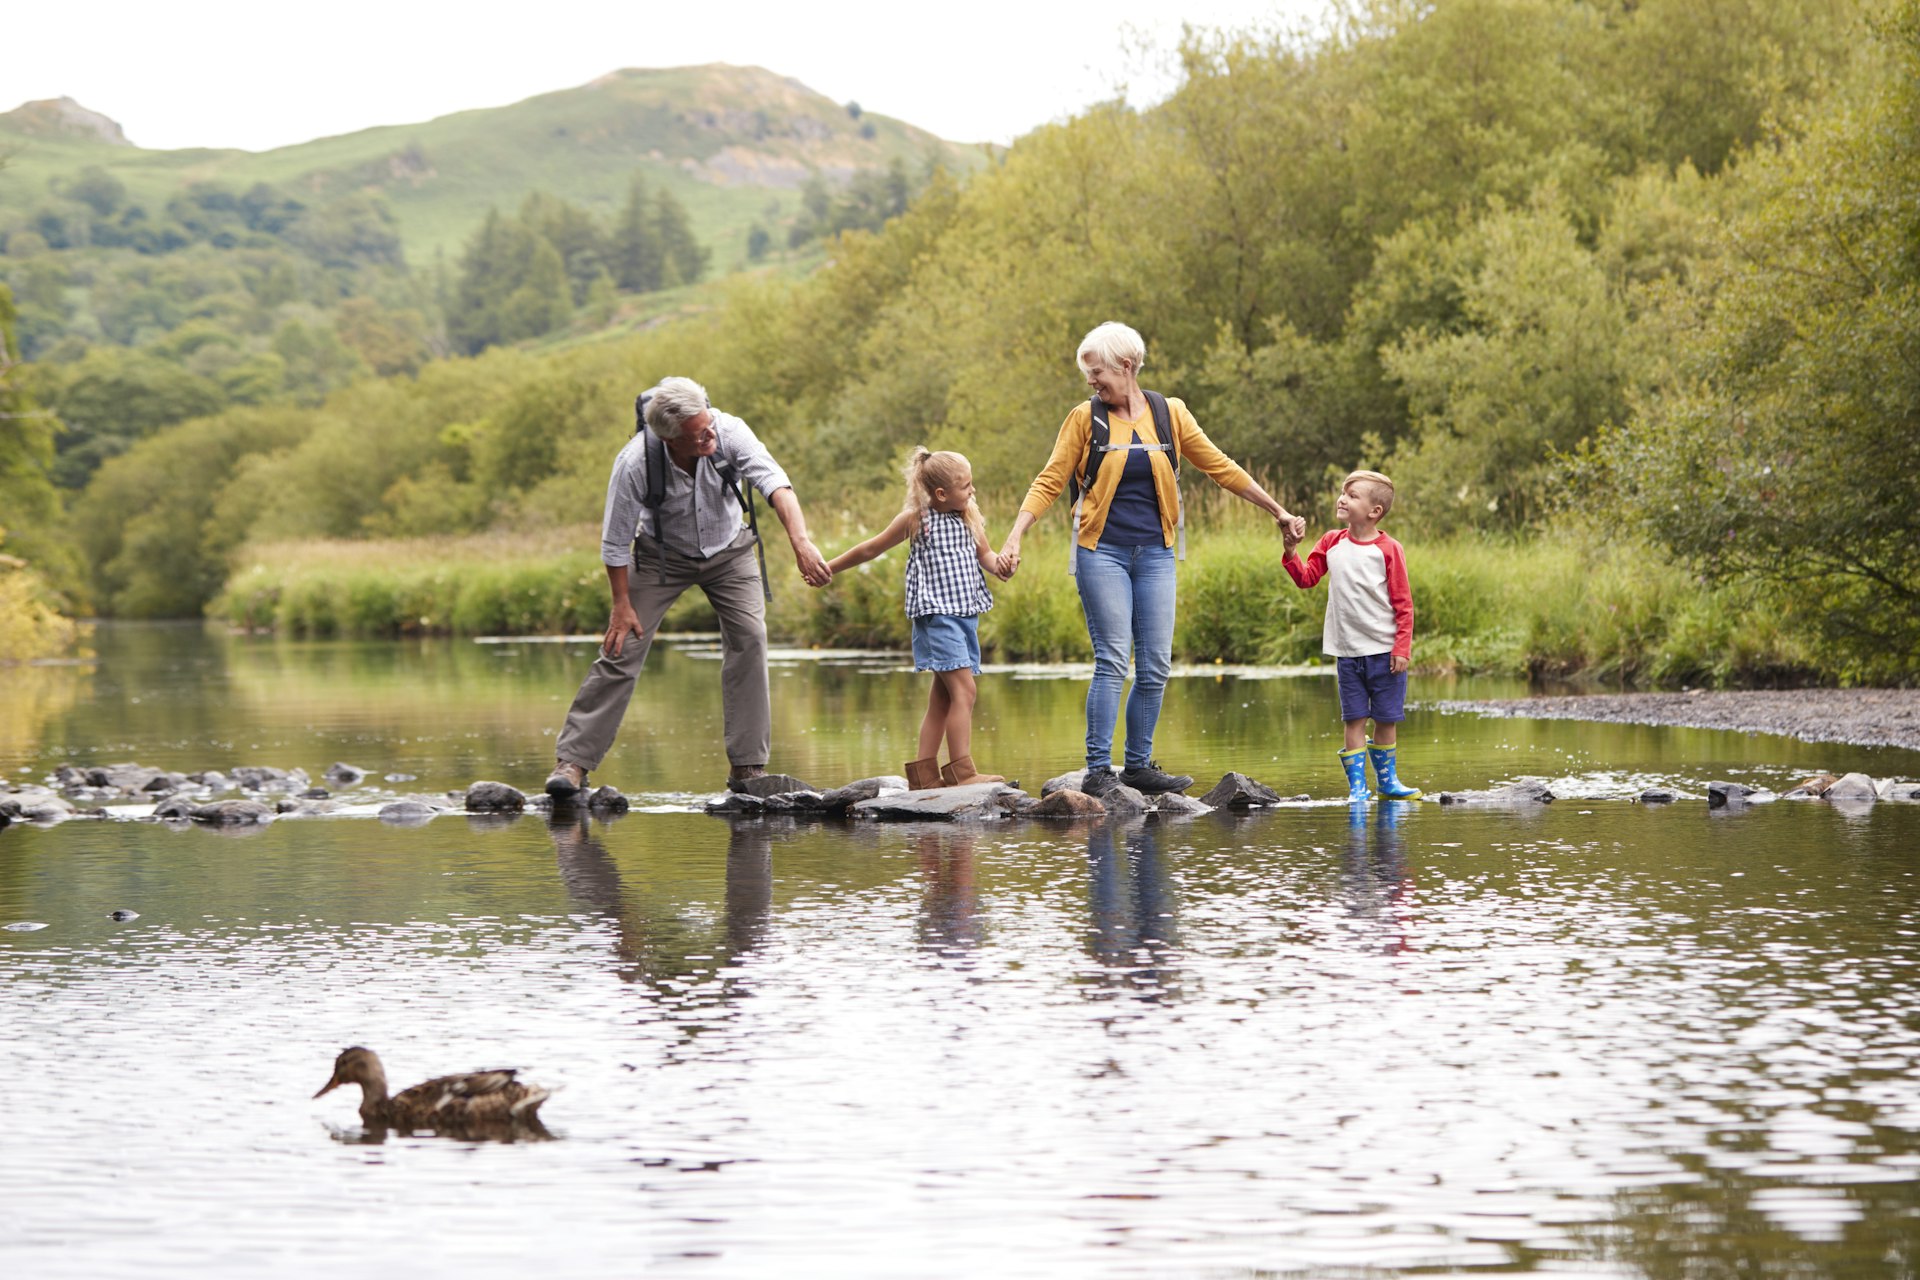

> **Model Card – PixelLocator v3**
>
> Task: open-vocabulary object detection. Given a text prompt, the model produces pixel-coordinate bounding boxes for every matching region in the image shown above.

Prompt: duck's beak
[314,1075,341,1099]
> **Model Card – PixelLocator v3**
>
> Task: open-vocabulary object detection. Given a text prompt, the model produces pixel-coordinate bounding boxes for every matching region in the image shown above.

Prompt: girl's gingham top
[903,510,994,619]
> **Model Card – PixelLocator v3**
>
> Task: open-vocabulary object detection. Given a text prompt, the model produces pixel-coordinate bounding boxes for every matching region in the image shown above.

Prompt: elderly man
[544,376,831,797]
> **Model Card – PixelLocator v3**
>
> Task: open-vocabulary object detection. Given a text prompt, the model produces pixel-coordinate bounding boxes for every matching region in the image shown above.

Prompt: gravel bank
[1427,689,1920,751]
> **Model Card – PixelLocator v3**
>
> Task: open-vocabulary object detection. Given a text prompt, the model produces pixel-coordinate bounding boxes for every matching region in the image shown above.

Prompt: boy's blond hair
[1343,469,1396,518]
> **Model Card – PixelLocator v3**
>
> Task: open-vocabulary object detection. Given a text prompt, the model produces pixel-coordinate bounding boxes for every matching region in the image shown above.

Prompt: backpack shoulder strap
[1143,390,1178,472]
[643,428,667,511]
[1072,396,1111,504]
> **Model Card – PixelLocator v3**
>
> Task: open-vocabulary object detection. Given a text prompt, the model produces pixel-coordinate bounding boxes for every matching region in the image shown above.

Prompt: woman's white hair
[1076,321,1146,374]
[642,376,711,440]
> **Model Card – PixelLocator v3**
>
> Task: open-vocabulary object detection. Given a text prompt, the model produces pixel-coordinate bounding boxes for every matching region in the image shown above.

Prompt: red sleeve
[1283,530,1340,589]
[1381,535,1414,659]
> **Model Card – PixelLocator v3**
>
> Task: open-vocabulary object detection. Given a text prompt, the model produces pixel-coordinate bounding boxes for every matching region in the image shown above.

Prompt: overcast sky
[8,0,1332,153]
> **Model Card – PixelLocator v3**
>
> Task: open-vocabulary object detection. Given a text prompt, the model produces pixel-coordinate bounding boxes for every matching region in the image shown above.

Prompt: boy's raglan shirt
[1283,530,1414,660]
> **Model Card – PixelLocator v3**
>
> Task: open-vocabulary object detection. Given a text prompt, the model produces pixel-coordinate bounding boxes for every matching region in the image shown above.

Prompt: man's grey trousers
[554,532,769,772]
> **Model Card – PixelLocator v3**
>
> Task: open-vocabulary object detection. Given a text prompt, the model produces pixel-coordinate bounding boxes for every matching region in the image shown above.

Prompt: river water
[4,624,1918,1277]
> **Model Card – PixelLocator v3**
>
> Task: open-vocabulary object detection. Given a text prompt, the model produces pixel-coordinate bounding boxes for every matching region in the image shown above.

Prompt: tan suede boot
[905,758,945,791]
[940,755,1005,786]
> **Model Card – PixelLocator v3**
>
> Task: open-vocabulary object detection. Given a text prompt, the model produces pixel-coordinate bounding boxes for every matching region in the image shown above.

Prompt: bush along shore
[211,525,1817,685]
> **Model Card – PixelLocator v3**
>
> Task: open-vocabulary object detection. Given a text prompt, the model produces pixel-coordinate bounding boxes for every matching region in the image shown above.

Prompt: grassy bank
[212,523,1816,686]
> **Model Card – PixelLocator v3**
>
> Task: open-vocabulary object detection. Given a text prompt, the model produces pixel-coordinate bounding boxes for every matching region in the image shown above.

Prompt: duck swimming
[314,1046,552,1134]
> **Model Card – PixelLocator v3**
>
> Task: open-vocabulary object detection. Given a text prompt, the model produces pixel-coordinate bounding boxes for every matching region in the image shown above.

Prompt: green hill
[0,65,987,266]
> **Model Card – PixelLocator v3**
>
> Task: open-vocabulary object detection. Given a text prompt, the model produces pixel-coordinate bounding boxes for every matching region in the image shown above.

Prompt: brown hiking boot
[905,758,944,791]
[545,760,587,798]
[940,756,1006,787]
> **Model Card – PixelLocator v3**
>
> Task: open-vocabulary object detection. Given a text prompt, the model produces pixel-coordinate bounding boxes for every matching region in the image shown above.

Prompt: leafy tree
[37,345,228,487]
[1579,1,1920,681]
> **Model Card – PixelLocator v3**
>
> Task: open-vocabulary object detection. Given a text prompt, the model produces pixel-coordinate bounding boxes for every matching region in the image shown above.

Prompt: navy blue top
[1099,444,1164,546]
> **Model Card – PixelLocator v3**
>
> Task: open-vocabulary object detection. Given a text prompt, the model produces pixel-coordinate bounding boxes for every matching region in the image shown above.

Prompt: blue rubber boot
[1339,747,1372,802]
[1368,743,1422,800]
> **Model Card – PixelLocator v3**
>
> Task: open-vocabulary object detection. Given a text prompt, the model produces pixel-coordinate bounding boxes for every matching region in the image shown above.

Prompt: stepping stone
[1152,792,1213,816]
[378,800,439,824]
[465,781,527,812]
[852,782,1016,822]
[1100,784,1151,818]
[1198,772,1286,809]
[731,772,814,798]
[1018,789,1107,818]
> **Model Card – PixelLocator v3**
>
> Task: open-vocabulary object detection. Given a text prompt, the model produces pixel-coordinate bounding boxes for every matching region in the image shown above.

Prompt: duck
[314,1046,552,1134]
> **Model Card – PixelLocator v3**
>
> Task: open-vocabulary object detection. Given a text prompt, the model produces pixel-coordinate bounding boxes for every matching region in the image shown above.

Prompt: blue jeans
[1076,542,1176,771]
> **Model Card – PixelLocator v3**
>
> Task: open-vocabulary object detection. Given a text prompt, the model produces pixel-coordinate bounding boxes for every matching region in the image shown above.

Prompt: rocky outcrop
[1,97,132,145]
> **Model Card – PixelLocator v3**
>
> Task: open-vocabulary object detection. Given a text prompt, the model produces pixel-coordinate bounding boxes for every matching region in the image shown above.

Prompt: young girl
[827,449,1009,790]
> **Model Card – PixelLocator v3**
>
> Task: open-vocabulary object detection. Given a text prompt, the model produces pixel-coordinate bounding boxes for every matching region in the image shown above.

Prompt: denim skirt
[911,613,982,674]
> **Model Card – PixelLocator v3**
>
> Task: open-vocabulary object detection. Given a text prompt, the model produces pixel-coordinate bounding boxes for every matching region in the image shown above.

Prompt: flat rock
[465,781,527,812]
[378,800,440,824]
[852,783,1016,822]
[817,776,908,809]
[1152,792,1213,816]
[191,799,275,826]
[275,797,337,816]
[1019,789,1108,818]
[731,772,814,798]
[323,762,367,785]
[1823,772,1878,801]
[1438,781,1556,806]
[1637,788,1680,804]
[1881,781,1920,801]
[1198,772,1287,809]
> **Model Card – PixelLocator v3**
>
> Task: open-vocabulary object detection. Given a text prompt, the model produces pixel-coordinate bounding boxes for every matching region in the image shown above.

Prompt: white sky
[8,0,1332,153]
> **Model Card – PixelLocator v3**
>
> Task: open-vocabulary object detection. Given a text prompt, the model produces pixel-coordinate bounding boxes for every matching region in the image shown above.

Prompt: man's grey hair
[1076,321,1146,374]
[643,377,712,440]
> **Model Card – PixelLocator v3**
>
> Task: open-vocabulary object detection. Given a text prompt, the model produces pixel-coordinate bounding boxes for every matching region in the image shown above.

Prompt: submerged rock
[191,799,275,826]
[378,800,439,824]
[1637,788,1679,804]
[323,762,367,786]
[1438,781,1556,806]
[108,909,139,922]
[464,781,526,813]
[1706,781,1764,808]
[152,796,198,820]
[1197,773,1287,810]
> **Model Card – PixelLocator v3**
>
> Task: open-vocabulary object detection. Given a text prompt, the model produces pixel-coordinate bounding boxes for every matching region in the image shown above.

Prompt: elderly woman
[1000,322,1304,797]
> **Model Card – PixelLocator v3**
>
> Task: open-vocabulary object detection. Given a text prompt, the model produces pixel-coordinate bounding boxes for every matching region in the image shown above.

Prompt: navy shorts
[912,613,982,674]
[1336,653,1407,723]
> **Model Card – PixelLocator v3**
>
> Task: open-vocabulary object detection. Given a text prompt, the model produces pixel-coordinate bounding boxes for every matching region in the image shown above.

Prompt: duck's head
[314,1046,385,1098]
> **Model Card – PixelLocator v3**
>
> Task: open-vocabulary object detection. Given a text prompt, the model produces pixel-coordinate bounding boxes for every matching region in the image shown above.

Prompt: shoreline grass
[211,522,1817,687]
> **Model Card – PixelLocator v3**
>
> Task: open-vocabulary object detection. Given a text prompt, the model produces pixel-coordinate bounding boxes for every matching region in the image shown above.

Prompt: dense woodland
[2,0,1914,683]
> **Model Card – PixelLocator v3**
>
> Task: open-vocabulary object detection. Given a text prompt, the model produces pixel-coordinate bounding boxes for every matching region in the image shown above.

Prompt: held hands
[995,539,1021,581]
[792,536,833,588]
[1276,508,1307,543]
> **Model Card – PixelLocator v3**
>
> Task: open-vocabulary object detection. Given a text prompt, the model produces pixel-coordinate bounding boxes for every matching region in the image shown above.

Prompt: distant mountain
[0,65,986,264]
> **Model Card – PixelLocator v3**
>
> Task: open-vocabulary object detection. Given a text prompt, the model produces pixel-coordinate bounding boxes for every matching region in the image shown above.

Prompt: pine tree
[611,175,664,293]
[654,188,710,288]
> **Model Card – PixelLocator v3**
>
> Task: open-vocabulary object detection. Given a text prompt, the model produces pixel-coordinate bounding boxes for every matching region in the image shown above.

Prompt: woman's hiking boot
[1367,743,1422,800]
[940,756,1006,787]
[906,758,945,791]
[1339,747,1372,803]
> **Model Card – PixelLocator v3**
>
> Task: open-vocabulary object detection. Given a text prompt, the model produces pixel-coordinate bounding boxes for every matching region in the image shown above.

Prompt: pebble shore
[1427,689,1920,751]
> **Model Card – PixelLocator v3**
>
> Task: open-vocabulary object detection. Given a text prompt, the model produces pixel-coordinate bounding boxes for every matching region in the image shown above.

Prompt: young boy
[1281,470,1421,802]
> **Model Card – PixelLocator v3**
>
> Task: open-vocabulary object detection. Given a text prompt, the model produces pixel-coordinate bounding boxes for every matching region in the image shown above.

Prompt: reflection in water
[914,830,980,959]
[0,662,87,762]
[1084,819,1181,1003]
[546,807,773,994]
[1341,800,1414,955]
